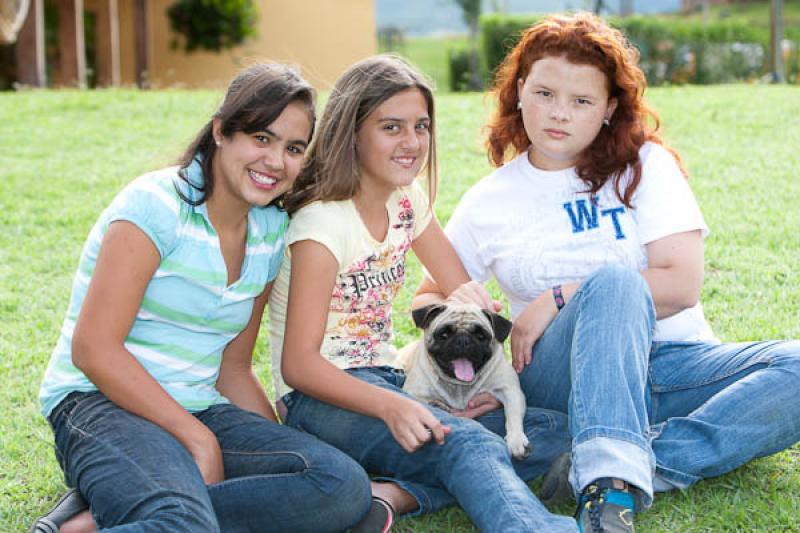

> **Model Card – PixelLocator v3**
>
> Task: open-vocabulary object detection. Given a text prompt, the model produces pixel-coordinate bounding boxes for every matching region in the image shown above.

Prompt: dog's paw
[506,432,531,461]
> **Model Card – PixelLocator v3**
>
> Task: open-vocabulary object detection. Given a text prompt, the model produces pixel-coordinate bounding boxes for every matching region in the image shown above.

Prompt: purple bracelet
[552,285,565,311]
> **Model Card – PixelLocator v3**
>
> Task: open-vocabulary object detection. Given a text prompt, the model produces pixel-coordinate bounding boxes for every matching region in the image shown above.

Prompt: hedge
[448,48,473,92]
[477,13,800,86]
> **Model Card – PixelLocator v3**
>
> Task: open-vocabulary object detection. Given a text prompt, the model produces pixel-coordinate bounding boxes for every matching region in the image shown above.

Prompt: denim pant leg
[476,406,571,482]
[649,339,800,489]
[518,265,657,505]
[195,403,371,533]
[283,367,578,533]
[49,392,219,532]
[283,368,453,517]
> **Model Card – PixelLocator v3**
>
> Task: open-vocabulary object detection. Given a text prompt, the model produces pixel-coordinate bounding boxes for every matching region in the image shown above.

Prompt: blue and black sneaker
[576,478,636,533]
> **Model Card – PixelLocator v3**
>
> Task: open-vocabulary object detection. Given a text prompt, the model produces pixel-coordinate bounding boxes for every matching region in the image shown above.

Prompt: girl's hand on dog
[381,393,451,452]
[452,392,502,419]
[511,292,559,373]
[447,281,503,313]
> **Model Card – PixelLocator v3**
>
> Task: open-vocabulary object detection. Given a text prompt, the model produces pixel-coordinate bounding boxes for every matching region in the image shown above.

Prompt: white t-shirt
[445,142,717,343]
[269,183,433,399]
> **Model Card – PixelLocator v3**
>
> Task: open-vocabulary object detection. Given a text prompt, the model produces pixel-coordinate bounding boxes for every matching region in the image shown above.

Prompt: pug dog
[399,301,531,460]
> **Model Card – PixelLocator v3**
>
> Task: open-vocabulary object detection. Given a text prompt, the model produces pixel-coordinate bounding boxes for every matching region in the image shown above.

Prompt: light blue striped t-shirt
[39,159,288,416]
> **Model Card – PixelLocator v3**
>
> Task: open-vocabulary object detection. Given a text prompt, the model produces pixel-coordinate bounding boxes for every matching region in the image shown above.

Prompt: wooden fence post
[15,0,46,87]
[56,0,87,88]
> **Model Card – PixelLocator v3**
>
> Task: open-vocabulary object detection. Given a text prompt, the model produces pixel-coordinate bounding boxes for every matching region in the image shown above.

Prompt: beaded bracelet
[552,284,565,311]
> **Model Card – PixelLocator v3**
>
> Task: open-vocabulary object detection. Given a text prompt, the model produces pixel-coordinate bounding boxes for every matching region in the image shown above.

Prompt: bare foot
[60,510,96,533]
[371,481,418,515]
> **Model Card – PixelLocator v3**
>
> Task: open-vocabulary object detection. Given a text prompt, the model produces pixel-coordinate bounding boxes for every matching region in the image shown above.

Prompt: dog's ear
[483,311,512,343]
[412,304,447,329]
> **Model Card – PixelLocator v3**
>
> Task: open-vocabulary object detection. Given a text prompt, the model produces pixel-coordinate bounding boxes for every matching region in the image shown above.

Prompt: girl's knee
[773,340,800,372]
[585,265,647,294]
[331,452,371,491]
[317,457,372,529]
[581,264,655,318]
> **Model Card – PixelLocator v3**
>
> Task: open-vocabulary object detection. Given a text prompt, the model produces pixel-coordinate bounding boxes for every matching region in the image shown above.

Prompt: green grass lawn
[2,84,799,531]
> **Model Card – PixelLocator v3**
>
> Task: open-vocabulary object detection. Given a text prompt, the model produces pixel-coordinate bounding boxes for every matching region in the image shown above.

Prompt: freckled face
[355,88,431,196]
[517,55,617,170]
[212,100,312,209]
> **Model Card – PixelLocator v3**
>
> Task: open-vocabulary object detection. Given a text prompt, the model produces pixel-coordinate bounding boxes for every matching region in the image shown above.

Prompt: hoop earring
[517,101,522,110]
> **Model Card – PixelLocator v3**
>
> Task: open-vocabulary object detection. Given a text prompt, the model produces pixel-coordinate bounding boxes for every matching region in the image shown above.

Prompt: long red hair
[487,12,685,207]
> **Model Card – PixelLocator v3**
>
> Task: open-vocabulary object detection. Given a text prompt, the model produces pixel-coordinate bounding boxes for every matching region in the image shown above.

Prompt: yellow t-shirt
[269,183,433,399]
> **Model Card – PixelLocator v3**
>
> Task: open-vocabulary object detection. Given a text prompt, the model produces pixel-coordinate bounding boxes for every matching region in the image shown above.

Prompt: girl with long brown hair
[31,63,373,533]
[269,54,577,532]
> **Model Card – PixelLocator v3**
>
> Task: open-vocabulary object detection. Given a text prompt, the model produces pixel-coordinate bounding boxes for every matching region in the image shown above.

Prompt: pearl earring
[603,118,610,126]
[517,101,523,110]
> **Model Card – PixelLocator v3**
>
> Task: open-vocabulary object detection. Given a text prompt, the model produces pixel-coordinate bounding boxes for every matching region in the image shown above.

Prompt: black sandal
[351,495,395,533]
[29,488,89,533]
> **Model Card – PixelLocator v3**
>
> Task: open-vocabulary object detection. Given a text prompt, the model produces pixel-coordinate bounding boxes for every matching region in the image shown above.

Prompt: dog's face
[412,302,512,383]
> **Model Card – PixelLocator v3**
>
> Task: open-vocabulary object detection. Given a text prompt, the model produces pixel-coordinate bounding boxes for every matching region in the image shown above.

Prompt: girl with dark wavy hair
[416,12,800,533]
[31,63,374,533]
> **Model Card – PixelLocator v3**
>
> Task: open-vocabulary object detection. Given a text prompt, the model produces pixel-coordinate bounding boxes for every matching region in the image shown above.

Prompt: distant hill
[375,0,682,36]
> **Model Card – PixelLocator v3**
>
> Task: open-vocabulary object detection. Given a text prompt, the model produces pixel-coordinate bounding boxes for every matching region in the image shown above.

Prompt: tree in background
[167,0,257,53]
[593,0,606,14]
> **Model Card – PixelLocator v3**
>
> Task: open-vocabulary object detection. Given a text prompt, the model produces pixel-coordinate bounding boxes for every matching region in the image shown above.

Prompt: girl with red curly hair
[416,12,800,533]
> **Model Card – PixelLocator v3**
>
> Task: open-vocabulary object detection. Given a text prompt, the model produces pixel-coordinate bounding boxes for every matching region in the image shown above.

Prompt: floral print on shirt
[328,194,416,367]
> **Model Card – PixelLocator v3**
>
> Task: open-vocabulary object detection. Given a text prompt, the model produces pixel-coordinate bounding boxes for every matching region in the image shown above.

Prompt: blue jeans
[49,391,371,532]
[517,264,800,508]
[282,366,579,533]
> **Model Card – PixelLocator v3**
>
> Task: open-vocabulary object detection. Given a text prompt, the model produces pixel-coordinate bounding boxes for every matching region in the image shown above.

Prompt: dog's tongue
[452,358,475,382]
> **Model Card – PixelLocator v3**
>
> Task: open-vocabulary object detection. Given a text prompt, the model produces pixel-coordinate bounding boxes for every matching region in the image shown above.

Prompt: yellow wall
[116,0,137,86]
[146,0,377,90]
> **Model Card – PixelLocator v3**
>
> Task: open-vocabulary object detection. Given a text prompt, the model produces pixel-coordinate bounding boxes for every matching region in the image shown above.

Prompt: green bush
[618,16,768,84]
[480,13,799,85]
[447,46,487,92]
[480,13,542,81]
[447,47,472,92]
[167,0,257,53]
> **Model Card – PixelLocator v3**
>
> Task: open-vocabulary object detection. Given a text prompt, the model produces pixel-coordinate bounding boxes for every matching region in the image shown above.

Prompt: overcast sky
[375,0,682,36]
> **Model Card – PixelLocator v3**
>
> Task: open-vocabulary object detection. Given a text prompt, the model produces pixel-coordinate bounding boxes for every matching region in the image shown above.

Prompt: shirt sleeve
[443,187,491,283]
[105,175,180,258]
[286,202,348,268]
[632,143,709,244]
[267,213,290,283]
[405,182,433,239]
